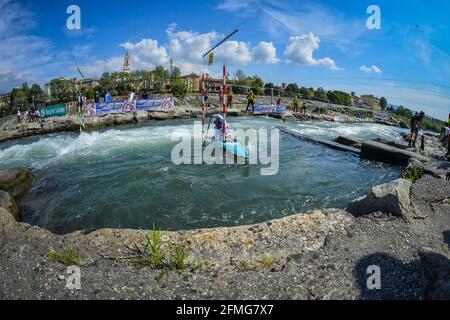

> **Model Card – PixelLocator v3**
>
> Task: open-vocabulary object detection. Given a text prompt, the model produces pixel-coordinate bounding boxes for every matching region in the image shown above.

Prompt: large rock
[0,168,34,198]
[346,179,413,218]
[420,247,450,300]
[0,190,19,220]
[134,111,149,123]
[148,111,174,120]
[361,140,429,166]
[172,109,192,119]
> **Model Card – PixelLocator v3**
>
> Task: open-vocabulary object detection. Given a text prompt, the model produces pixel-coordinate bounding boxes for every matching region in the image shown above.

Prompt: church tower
[123,51,130,74]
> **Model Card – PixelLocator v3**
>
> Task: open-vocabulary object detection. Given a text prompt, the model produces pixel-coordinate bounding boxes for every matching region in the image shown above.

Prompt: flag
[208,52,214,65]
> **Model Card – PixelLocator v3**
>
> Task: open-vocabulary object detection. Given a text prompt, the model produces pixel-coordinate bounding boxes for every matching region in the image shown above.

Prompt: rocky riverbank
[0,152,449,299]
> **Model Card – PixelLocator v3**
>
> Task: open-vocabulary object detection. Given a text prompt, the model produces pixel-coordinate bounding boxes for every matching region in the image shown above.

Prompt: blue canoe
[215,141,249,159]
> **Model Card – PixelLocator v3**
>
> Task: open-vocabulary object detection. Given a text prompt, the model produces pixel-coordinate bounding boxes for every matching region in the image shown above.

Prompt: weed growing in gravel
[48,245,79,266]
[171,244,189,271]
[128,226,202,273]
[402,165,424,183]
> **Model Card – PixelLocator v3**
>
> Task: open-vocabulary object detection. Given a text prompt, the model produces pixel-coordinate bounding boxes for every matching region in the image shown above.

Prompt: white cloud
[123,39,170,70]
[252,41,279,64]
[82,24,279,77]
[285,33,341,70]
[360,65,382,74]
[215,41,252,66]
[0,0,59,92]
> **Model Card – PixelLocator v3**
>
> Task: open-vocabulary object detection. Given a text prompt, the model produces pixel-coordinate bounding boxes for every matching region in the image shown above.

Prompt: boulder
[0,168,34,198]
[148,111,174,120]
[172,109,191,119]
[0,190,19,220]
[134,111,149,123]
[113,113,136,124]
[420,247,450,300]
[346,178,413,218]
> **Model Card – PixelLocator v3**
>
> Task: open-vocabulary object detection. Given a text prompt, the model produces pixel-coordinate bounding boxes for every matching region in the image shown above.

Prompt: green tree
[171,81,188,99]
[49,78,75,103]
[314,87,327,101]
[233,69,246,82]
[171,66,181,79]
[13,90,28,110]
[286,83,299,94]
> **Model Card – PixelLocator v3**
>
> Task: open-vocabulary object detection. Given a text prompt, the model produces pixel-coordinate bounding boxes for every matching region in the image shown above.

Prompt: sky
[0,0,449,120]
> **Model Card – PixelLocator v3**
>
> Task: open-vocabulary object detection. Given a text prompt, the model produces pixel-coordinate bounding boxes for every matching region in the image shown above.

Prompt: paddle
[202,116,213,148]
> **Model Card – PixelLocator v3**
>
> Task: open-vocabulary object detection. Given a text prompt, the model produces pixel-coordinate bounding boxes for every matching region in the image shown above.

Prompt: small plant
[138,225,166,267]
[402,165,424,183]
[48,245,79,266]
[171,245,189,271]
[259,255,276,269]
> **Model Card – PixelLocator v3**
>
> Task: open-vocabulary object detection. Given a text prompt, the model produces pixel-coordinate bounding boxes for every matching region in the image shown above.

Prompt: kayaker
[210,114,231,142]
[409,111,425,148]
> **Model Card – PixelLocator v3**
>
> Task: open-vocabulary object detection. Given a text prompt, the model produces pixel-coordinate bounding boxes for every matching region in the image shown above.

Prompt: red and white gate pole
[223,64,228,141]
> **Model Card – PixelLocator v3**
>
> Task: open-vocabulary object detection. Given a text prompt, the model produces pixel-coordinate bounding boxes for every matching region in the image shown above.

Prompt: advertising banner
[85,98,175,116]
[41,104,67,118]
[252,104,287,114]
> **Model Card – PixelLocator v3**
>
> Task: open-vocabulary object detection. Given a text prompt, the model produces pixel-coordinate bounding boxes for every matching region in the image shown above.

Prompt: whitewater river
[0,118,405,234]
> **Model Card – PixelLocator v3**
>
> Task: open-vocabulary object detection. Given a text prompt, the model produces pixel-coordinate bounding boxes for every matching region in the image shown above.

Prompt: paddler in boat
[210,114,232,142]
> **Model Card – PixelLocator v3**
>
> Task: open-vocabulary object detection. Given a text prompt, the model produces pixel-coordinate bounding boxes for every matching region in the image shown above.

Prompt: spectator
[17,109,21,124]
[227,89,234,108]
[94,91,100,104]
[245,90,256,113]
[219,88,224,106]
[409,111,425,148]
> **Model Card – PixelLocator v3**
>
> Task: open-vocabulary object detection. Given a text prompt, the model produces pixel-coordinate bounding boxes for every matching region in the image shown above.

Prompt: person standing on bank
[409,111,425,148]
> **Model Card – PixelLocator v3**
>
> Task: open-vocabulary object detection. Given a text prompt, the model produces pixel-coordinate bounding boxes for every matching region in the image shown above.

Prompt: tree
[380,97,388,110]
[13,90,28,110]
[314,87,327,101]
[171,67,181,79]
[49,78,75,103]
[30,84,43,98]
[171,81,188,100]
[286,83,299,94]
[233,69,246,83]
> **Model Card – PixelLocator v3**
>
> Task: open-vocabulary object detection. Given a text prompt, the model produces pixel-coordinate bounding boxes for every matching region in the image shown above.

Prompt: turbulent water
[0,118,403,234]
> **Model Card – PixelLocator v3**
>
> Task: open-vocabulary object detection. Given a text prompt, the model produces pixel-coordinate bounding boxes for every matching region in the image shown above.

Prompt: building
[180,74,201,93]
[360,95,381,111]
[44,77,100,100]
[201,75,237,93]
[0,92,11,108]
[123,51,130,74]
[74,78,100,91]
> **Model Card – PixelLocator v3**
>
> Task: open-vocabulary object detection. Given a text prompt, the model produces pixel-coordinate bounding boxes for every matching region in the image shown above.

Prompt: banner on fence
[252,104,287,114]
[41,104,67,118]
[85,98,175,116]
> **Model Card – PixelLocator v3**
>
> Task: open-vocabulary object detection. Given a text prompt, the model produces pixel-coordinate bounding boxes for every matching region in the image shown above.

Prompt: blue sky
[0,0,449,120]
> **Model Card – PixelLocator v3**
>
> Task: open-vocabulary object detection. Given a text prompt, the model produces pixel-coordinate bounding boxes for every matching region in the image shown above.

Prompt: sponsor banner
[252,104,287,114]
[85,98,175,116]
[41,104,67,118]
